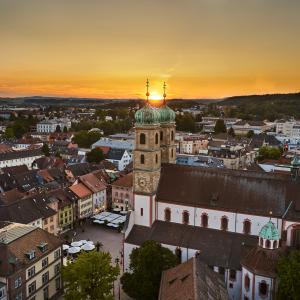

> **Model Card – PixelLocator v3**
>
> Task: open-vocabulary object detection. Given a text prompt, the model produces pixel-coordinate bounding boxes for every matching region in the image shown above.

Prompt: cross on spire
[146,78,150,102]
[163,82,167,104]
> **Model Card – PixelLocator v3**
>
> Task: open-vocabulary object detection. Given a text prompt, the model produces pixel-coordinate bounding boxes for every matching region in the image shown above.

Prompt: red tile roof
[79,173,107,193]
[69,183,92,198]
[112,173,133,188]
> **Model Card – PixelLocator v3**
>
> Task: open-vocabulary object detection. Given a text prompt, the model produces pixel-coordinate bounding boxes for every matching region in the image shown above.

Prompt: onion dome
[159,104,176,123]
[259,220,280,241]
[135,103,160,125]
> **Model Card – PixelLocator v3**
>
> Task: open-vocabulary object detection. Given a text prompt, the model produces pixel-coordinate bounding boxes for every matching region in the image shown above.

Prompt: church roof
[156,164,300,219]
[135,103,160,125]
[125,221,257,270]
[259,220,280,240]
[158,104,176,123]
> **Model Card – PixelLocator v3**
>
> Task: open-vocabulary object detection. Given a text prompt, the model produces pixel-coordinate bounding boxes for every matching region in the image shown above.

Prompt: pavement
[59,222,132,300]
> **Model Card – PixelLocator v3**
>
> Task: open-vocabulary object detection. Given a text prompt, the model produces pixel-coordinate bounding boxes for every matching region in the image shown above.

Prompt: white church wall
[227,269,242,300]
[254,275,273,300]
[242,267,254,300]
[134,194,152,227]
[123,243,138,272]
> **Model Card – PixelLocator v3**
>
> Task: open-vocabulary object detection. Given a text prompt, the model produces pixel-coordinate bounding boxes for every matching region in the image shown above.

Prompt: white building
[106,149,132,171]
[37,118,71,133]
[123,99,300,300]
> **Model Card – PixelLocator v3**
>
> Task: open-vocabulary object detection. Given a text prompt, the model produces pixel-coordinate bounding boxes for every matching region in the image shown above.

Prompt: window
[221,216,228,231]
[292,227,300,247]
[28,266,35,278]
[182,211,189,225]
[244,274,250,291]
[156,154,158,164]
[160,131,163,141]
[243,220,251,235]
[175,247,182,263]
[229,269,236,281]
[42,257,48,268]
[140,154,145,164]
[201,214,208,228]
[266,240,271,249]
[28,281,36,296]
[140,208,143,216]
[259,237,263,246]
[15,292,22,300]
[140,133,146,145]
[171,148,174,158]
[14,276,22,288]
[155,133,159,144]
[164,208,171,222]
[55,277,61,291]
[43,286,49,300]
[42,271,49,284]
[171,130,174,141]
[273,240,278,248]
[259,281,268,297]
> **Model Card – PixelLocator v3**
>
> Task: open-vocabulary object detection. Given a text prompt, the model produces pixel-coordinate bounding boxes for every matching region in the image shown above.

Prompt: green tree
[277,250,300,300]
[72,131,102,148]
[62,251,119,300]
[176,113,196,132]
[228,127,235,137]
[214,119,227,134]
[246,130,255,138]
[86,148,105,163]
[41,144,50,156]
[121,240,178,300]
[257,146,283,161]
[3,127,14,138]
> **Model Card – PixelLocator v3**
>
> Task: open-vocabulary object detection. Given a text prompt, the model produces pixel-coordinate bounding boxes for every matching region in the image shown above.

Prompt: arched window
[171,130,174,141]
[140,133,146,145]
[155,154,158,164]
[266,240,271,249]
[155,133,159,144]
[182,211,189,225]
[243,220,251,235]
[175,247,182,263]
[292,227,300,247]
[140,154,145,164]
[259,237,263,246]
[259,281,268,297]
[160,131,163,141]
[171,148,174,158]
[273,240,278,249]
[164,208,171,222]
[244,274,250,291]
[221,216,228,231]
[201,214,208,228]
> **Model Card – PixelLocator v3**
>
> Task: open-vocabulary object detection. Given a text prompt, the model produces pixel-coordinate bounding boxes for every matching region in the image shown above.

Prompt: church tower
[159,82,176,164]
[133,80,161,226]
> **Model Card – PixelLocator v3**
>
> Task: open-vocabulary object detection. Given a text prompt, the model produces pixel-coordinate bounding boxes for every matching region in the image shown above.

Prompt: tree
[121,240,178,300]
[176,113,196,132]
[257,146,283,162]
[62,251,119,300]
[87,148,105,163]
[228,127,235,137]
[72,131,102,148]
[277,250,300,300]
[214,119,227,134]
[246,130,255,138]
[41,144,50,156]
[63,126,68,133]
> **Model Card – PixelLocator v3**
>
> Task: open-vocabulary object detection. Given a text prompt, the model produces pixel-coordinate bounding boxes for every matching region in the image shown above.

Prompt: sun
[148,93,162,101]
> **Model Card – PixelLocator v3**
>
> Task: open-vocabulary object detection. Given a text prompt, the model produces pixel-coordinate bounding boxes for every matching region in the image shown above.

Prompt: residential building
[106,148,132,171]
[111,173,133,211]
[79,172,107,214]
[68,183,93,220]
[0,222,63,300]
[176,154,224,168]
[232,121,271,135]
[92,137,134,152]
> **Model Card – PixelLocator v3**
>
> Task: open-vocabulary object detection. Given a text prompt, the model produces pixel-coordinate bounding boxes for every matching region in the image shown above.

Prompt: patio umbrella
[71,241,83,247]
[68,246,81,254]
[63,244,70,250]
[80,240,88,244]
[81,243,95,251]
[86,240,94,244]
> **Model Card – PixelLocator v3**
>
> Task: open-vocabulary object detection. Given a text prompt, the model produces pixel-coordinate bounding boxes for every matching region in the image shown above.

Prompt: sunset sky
[1,0,300,99]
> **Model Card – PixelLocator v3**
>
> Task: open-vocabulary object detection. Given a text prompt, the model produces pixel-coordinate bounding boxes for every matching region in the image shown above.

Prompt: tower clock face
[138,177,147,188]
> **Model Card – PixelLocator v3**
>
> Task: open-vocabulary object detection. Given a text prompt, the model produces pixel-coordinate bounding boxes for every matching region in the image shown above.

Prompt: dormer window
[38,242,48,253]
[26,250,36,260]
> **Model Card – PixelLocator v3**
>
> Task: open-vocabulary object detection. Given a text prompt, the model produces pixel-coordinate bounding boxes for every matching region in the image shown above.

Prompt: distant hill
[218,92,300,120]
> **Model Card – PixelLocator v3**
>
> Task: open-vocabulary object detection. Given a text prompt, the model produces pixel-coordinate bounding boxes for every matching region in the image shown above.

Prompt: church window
[273,240,278,248]
[156,154,158,164]
[221,216,228,231]
[182,211,189,225]
[259,281,268,297]
[140,133,146,145]
[259,237,263,246]
[243,220,251,235]
[201,214,208,228]
[171,130,174,141]
[175,247,182,263]
[229,269,236,281]
[140,208,143,216]
[292,227,300,247]
[171,149,174,158]
[155,133,159,144]
[140,154,145,164]
[266,240,271,248]
[160,131,163,141]
[244,274,250,291]
[164,208,171,222]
